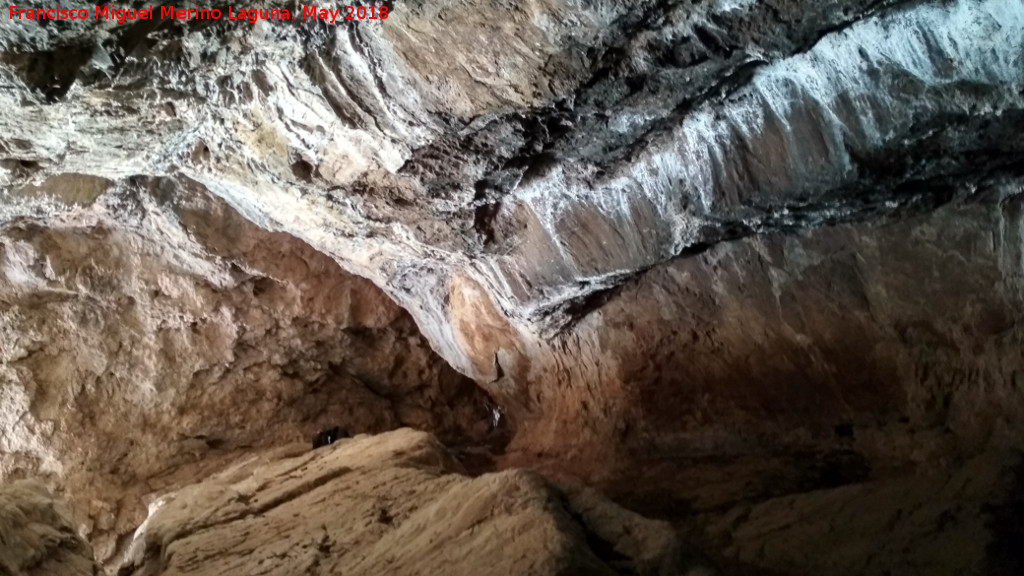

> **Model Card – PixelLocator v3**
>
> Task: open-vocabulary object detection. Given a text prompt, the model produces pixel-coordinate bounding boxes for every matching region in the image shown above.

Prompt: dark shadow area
[985,452,1024,576]
[3,45,91,102]
[448,398,512,476]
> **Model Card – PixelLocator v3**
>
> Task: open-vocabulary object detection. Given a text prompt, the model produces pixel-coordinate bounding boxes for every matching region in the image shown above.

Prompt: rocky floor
[115,429,706,576]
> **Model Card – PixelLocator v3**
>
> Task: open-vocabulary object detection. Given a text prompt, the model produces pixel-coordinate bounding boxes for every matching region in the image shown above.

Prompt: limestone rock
[0,182,497,565]
[697,452,1020,576]
[116,428,704,576]
[0,479,98,576]
[503,185,1024,494]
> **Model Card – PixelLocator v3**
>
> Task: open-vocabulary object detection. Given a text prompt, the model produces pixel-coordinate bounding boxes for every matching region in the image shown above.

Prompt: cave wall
[0,179,493,562]
[6,0,1021,386]
[497,183,1024,502]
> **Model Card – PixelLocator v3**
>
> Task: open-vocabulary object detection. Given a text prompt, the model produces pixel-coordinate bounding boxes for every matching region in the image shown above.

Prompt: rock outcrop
[116,428,705,576]
[505,185,1024,492]
[0,479,98,576]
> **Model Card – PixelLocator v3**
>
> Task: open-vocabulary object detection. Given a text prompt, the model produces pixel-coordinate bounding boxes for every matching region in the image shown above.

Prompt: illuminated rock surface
[117,429,703,576]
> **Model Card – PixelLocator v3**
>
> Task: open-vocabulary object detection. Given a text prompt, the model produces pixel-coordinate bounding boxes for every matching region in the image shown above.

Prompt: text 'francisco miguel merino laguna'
[9,5,390,23]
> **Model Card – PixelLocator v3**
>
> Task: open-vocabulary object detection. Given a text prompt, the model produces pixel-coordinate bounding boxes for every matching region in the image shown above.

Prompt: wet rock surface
[1,0,1023,574]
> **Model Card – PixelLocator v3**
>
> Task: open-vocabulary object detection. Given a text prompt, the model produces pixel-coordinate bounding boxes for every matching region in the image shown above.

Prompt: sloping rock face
[695,452,1018,576]
[116,428,705,576]
[498,189,1024,573]
[2,0,1024,574]
[508,186,1024,486]
[0,479,98,576]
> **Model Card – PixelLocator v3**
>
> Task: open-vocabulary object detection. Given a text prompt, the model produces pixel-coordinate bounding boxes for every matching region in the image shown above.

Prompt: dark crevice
[560,497,638,575]
[985,454,1024,576]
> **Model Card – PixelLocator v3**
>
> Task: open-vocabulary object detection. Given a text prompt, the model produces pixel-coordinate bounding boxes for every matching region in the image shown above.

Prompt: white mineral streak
[714,0,759,13]
[503,0,1024,318]
[1,0,1021,381]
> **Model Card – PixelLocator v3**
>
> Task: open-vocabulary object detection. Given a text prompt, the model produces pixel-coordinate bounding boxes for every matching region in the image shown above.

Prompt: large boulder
[116,428,707,576]
[0,479,98,576]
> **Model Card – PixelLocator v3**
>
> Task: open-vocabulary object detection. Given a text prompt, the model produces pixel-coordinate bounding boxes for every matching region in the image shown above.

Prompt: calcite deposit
[1,0,1023,574]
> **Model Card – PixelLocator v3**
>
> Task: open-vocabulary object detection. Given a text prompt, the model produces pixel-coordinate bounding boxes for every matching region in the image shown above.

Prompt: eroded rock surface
[0,479,98,576]
[0,182,497,563]
[693,451,1023,576]
[3,0,1021,379]
[505,185,1024,486]
[116,428,704,576]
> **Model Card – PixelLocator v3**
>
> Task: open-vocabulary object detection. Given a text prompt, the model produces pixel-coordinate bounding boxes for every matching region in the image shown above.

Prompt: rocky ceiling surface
[1,0,1023,574]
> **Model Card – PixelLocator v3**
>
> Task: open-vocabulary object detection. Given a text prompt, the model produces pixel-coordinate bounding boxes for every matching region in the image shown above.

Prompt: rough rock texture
[4,0,1021,373]
[694,451,1020,576]
[0,479,98,576]
[2,0,1024,574]
[0,182,498,563]
[499,187,1024,573]
[509,185,1024,484]
[116,428,706,576]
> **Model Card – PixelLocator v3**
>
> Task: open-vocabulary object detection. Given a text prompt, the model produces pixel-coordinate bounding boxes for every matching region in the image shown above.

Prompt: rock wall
[502,185,1024,488]
[5,0,1022,381]
[0,479,98,576]
[0,181,497,563]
